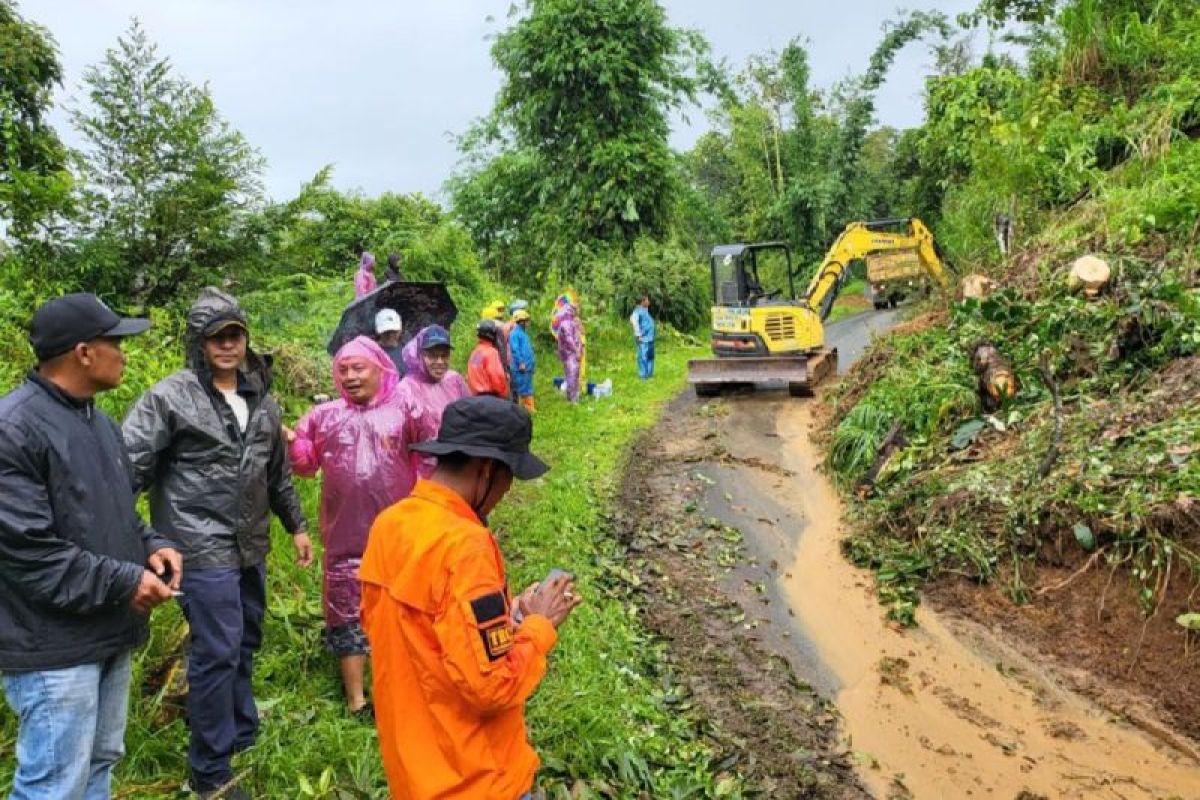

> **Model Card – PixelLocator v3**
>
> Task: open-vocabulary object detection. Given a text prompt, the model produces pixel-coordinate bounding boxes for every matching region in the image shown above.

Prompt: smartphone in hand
[544,567,574,584]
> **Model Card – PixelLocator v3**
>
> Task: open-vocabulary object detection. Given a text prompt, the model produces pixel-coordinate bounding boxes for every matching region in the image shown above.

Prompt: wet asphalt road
[824,307,900,374]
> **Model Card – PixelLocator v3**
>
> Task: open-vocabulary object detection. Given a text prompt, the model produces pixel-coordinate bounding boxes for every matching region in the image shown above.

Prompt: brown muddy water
[768,401,1200,799]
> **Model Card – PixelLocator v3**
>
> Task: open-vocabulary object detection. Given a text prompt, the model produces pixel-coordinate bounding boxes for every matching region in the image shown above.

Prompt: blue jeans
[637,340,655,379]
[178,565,266,790]
[1,650,132,800]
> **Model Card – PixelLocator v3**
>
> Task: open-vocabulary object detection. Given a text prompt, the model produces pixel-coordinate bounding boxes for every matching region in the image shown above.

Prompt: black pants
[178,564,266,789]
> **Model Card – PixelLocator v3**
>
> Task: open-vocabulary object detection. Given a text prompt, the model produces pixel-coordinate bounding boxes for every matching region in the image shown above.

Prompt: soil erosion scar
[771,401,1200,799]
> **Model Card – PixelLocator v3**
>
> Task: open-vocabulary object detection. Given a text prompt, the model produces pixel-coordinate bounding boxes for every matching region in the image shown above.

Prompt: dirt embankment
[614,394,868,799]
[925,356,1200,746]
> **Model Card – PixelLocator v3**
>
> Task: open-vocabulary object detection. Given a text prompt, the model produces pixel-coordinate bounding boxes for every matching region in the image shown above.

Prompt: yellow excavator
[687,218,949,397]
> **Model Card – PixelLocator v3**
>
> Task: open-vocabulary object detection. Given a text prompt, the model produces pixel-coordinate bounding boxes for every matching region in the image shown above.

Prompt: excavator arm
[801,218,949,322]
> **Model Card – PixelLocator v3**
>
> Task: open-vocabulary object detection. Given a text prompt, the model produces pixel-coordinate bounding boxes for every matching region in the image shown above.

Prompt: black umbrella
[327,281,458,356]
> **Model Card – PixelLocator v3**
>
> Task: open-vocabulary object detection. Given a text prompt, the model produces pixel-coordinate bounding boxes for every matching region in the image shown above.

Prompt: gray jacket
[122,289,306,569]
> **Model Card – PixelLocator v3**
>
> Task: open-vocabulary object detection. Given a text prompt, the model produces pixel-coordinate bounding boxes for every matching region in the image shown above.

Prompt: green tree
[65,20,264,305]
[451,0,709,285]
[254,166,483,296]
[0,0,71,241]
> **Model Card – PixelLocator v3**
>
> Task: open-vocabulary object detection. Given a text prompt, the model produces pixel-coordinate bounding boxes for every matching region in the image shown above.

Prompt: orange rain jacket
[467,341,510,398]
[360,480,557,800]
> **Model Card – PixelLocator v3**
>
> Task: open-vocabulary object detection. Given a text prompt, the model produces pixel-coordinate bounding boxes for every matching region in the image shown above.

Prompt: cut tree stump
[959,273,998,301]
[1068,255,1111,297]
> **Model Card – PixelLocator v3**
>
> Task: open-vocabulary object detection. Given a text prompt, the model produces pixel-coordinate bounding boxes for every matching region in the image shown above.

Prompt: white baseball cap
[374,308,402,334]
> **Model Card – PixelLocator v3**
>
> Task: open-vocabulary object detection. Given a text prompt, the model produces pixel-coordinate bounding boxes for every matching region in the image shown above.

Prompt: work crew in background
[467,319,510,398]
[287,336,418,717]
[122,288,310,800]
[0,294,181,800]
[502,298,529,343]
[551,291,587,390]
[508,309,536,413]
[395,324,470,478]
[554,300,584,403]
[354,251,378,298]
[360,396,583,800]
[374,307,406,376]
[384,252,403,283]
[630,294,656,380]
[480,300,515,399]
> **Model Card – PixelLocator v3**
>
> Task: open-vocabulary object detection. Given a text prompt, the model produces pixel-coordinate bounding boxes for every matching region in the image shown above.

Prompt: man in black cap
[0,293,182,799]
[360,395,581,800]
[122,288,309,800]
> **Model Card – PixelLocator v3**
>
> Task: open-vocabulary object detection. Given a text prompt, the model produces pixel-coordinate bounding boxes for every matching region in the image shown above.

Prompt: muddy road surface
[624,310,1200,799]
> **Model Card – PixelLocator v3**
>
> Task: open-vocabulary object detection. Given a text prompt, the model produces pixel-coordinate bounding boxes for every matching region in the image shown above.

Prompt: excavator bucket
[687,349,838,397]
[327,281,458,356]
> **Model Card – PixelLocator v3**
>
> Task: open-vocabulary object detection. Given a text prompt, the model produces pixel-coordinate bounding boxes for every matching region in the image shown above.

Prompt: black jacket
[0,372,173,671]
[122,288,307,569]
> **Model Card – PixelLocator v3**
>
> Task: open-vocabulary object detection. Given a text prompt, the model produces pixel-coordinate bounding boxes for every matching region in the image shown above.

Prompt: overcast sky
[30,0,985,203]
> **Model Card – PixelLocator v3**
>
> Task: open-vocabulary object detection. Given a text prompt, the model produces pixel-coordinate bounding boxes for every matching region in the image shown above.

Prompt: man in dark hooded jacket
[122,288,310,799]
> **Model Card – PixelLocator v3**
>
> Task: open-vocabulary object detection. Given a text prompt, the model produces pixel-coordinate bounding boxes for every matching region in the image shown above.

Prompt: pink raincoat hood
[289,335,416,568]
[333,335,398,406]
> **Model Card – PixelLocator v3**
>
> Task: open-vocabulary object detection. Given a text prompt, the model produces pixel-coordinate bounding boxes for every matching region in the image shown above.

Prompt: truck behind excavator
[687,218,950,397]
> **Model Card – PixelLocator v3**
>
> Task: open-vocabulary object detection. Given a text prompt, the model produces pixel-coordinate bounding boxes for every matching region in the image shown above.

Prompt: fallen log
[971,342,1019,412]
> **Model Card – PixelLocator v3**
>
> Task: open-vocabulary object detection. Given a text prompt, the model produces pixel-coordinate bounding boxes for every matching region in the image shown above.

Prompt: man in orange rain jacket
[467,319,510,398]
[360,396,582,800]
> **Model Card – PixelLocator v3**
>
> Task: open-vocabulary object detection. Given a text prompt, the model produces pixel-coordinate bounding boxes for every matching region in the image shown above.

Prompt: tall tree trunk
[759,125,776,198]
[772,105,785,196]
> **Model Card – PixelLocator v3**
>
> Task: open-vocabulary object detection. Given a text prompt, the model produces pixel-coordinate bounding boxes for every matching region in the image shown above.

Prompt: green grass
[0,281,725,798]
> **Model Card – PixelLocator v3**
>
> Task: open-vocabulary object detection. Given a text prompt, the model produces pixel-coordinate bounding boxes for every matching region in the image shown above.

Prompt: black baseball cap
[29,293,151,361]
[411,395,549,480]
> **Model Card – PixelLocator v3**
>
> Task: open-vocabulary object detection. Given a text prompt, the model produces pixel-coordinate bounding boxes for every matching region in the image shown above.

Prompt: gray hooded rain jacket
[122,289,306,569]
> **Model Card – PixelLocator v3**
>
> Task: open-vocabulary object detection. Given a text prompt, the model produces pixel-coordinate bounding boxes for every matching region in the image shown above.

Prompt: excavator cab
[711,242,795,308]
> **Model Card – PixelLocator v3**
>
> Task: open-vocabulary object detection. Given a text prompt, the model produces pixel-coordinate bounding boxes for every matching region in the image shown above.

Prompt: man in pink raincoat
[353,252,378,299]
[394,324,470,478]
[555,303,584,403]
[286,336,416,716]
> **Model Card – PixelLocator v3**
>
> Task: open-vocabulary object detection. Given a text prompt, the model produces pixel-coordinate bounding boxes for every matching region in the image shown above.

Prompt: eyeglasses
[423,351,452,362]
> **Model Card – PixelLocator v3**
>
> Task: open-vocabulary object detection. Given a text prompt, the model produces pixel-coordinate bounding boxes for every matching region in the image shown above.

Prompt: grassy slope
[820,3,1200,626]
[0,280,724,798]
[823,223,1199,625]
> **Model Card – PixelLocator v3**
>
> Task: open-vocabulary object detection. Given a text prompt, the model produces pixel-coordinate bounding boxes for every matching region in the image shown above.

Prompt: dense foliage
[449,0,709,287]
[0,0,71,240]
[826,0,1200,624]
[63,21,265,305]
[677,13,951,273]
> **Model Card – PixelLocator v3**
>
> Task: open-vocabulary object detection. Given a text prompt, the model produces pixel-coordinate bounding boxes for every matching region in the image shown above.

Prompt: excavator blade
[687,349,838,397]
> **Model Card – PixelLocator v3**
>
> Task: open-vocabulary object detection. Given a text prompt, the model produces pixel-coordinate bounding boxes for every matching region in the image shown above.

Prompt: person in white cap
[374,308,405,377]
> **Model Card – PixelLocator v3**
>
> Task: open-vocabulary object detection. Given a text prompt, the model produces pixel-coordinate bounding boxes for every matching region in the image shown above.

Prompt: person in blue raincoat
[508,309,536,412]
[629,294,656,379]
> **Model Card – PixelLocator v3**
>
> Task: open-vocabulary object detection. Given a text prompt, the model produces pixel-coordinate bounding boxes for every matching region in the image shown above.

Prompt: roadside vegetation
[8,0,1196,793]
[822,0,1200,627]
